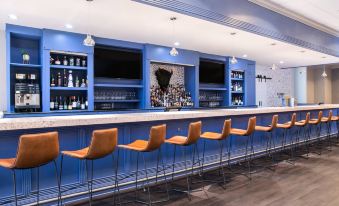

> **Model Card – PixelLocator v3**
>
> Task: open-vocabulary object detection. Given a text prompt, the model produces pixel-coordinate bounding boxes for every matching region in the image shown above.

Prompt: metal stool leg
[135,152,140,202]
[112,150,121,205]
[12,169,18,206]
[171,145,176,182]
[59,154,64,205]
[37,167,40,205]
[52,160,61,206]
[142,153,151,205]
[159,148,170,201]
[84,160,92,206]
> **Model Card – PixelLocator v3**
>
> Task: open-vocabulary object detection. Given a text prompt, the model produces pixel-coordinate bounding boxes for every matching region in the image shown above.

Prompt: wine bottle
[85,97,88,109]
[68,70,74,87]
[59,96,64,110]
[57,72,62,87]
[75,76,79,87]
[50,97,55,110]
[76,96,81,109]
[63,56,68,66]
[81,97,85,110]
[51,74,56,87]
[68,97,72,110]
[72,96,77,110]
[63,97,68,110]
[54,97,59,110]
[63,69,67,87]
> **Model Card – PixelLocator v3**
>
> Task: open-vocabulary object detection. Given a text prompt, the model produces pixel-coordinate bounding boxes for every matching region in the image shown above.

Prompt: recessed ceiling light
[8,14,17,20]
[322,56,327,58]
[270,43,277,46]
[279,60,284,64]
[299,50,306,53]
[174,42,180,46]
[230,32,237,35]
[243,54,248,58]
[65,24,73,29]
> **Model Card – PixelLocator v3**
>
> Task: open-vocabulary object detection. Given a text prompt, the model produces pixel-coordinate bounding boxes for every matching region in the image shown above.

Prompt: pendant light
[271,63,277,71]
[83,0,95,47]
[321,65,327,78]
[169,17,179,56]
[230,56,238,64]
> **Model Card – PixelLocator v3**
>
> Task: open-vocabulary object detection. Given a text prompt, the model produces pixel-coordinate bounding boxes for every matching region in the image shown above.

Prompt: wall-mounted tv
[199,59,225,84]
[94,46,142,80]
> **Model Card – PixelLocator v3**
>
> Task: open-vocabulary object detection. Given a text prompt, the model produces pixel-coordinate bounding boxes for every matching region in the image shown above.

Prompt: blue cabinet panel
[42,29,93,54]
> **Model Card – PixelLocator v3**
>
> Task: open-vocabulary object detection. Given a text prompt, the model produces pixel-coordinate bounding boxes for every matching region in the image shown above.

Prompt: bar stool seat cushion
[309,119,319,124]
[165,136,188,145]
[295,120,306,126]
[230,128,247,136]
[331,116,339,121]
[255,126,271,132]
[321,117,330,122]
[276,123,291,129]
[118,140,148,151]
[201,132,222,140]
[62,148,89,159]
[0,158,16,169]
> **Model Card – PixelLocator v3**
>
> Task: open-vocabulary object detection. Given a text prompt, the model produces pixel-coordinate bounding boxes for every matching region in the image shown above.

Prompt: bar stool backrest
[144,124,166,152]
[14,132,59,169]
[315,111,323,124]
[327,110,333,122]
[245,117,256,136]
[87,128,118,159]
[185,121,202,145]
[220,119,231,140]
[304,112,310,125]
[270,115,279,130]
[289,113,297,127]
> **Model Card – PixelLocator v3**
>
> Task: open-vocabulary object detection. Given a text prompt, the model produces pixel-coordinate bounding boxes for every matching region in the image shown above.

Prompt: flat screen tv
[199,60,225,84]
[94,47,142,79]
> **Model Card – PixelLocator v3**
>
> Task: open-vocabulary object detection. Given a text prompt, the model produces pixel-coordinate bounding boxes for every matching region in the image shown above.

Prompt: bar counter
[0,105,338,205]
[0,104,338,131]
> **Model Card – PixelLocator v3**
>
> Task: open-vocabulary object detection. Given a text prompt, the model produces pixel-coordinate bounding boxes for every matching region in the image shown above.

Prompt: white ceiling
[251,0,339,36]
[0,0,338,68]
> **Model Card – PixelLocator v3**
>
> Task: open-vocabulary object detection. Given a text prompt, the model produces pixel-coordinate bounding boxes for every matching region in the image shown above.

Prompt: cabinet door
[245,63,256,106]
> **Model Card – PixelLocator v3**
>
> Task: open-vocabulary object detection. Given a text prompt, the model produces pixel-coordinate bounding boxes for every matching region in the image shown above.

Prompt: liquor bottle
[68,70,74,87]
[63,56,68,66]
[57,72,62,87]
[85,97,88,109]
[75,76,80,87]
[51,74,56,87]
[80,79,86,87]
[55,56,61,65]
[50,97,55,110]
[72,96,77,110]
[54,96,59,110]
[63,69,67,87]
[63,97,68,110]
[76,57,81,66]
[69,56,74,66]
[68,97,73,110]
[59,96,64,110]
[76,96,81,109]
[81,57,86,67]
[81,97,85,110]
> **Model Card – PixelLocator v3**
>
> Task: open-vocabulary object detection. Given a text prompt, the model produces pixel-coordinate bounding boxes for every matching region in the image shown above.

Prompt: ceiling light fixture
[270,43,277,46]
[65,24,73,29]
[300,50,306,53]
[83,0,95,47]
[322,56,327,59]
[230,56,238,64]
[243,54,248,58]
[321,65,327,78]
[8,14,17,20]
[279,60,284,64]
[271,64,277,71]
[230,32,237,35]
[169,17,178,56]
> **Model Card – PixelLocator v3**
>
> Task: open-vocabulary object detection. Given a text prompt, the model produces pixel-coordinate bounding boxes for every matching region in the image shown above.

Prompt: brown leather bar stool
[165,121,201,200]
[60,128,118,206]
[118,124,169,205]
[255,115,278,168]
[200,119,231,187]
[294,112,311,157]
[330,113,339,143]
[276,113,296,163]
[320,110,333,150]
[309,111,323,155]
[0,132,60,206]
[230,117,256,179]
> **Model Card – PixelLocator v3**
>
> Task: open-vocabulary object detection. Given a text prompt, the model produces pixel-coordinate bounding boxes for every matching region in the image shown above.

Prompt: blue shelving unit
[10,63,42,68]
[94,99,140,103]
[50,87,88,91]
[94,83,143,88]
[50,65,87,70]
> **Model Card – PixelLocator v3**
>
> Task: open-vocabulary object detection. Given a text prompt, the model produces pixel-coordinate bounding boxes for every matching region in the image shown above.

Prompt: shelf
[94,84,144,88]
[231,91,244,94]
[50,109,88,113]
[199,99,224,102]
[199,87,227,91]
[50,87,88,91]
[50,65,87,70]
[94,99,140,103]
[231,78,244,81]
[10,63,42,68]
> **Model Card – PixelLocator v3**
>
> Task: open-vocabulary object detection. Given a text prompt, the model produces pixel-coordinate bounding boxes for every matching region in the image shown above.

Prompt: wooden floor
[73,142,339,206]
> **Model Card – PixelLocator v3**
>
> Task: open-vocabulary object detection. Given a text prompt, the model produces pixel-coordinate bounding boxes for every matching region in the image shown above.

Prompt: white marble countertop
[0,104,338,131]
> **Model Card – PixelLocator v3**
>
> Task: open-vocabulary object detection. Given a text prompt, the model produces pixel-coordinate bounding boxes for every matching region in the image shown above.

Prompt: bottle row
[231,82,243,92]
[231,96,244,106]
[231,71,244,79]
[50,96,88,111]
[94,89,138,101]
[199,101,221,108]
[50,54,87,67]
[50,69,88,88]
[199,91,224,101]
[150,84,194,107]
